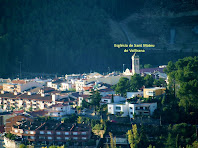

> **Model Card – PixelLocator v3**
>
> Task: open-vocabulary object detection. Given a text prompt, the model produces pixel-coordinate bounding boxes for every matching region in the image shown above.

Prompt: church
[123,53,140,76]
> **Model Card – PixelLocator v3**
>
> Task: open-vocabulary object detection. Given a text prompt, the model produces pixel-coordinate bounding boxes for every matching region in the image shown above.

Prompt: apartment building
[3,80,43,93]
[5,115,33,133]
[48,103,73,117]
[0,90,70,111]
[9,119,91,145]
[143,87,166,98]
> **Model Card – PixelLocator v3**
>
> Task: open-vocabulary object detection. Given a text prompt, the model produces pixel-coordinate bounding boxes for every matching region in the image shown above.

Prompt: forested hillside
[0,0,198,78]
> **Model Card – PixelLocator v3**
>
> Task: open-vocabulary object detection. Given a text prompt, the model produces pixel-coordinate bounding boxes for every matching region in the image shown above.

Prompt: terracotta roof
[140,68,165,73]
[0,92,21,98]
[51,103,69,108]
[27,110,48,117]
[16,93,52,101]
[98,88,113,92]
[12,80,26,84]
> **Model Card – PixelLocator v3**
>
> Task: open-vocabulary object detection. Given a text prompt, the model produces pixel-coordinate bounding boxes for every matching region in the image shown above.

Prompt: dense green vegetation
[0,0,198,78]
[113,74,165,96]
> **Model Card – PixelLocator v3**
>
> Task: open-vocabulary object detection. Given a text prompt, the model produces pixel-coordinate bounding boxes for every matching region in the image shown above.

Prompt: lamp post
[123,64,125,73]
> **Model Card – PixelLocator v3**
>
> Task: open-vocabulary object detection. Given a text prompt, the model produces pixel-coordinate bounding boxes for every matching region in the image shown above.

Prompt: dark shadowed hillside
[0,0,198,78]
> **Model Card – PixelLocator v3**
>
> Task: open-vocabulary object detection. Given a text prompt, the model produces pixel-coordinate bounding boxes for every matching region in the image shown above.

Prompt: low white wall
[4,137,19,148]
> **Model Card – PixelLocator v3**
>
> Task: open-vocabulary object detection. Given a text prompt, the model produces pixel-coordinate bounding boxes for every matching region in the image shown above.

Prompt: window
[109,107,111,109]
[82,132,86,135]
[40,131,44,134]
[82,137,87,140]
[25,131,28,134]
[65,137,69,140]
[65,132,69,135]
[30,131,35,134]
[130,112,133,114]
[116,106,121,110]
[130,107,133,109]
[48,137,52,140]
[140,107,143,110]
[57,137,61,140]
[56,132,61,135]
[47,131,51,134]
[73,132,78,135]
[39,136,45,139]
[73,137,78,140]
[30,136,34,139]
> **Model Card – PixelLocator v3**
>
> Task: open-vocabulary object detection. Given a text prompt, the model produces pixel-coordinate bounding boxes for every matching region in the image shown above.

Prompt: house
[143,87,166,98]
[108,103,128,116]
[100,94,125,105]
[128,102,157,119]
[59,82,72,91]
[75,79,87,92]
[86,72,103,79]
[3,79,43,93]
[127,92,143,98]
[48,103,72,117]
[107,101,157,119]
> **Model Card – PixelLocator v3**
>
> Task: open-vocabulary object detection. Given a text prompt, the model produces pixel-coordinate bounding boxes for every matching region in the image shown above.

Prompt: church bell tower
[131,53,140,75]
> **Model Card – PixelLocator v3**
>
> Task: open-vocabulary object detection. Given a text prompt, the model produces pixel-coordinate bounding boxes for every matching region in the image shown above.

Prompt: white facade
[127,92,143,98]
[101,95,125,104]
[108,103,128,116]
[131,53,140,75]
[108,102,157,118]
[75,80,87,92]
[48,104,71,117]
[3,81,43,93]
[60,82,72,91]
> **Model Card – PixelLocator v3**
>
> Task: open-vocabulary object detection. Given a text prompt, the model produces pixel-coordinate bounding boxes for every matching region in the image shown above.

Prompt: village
[0,54,172,148]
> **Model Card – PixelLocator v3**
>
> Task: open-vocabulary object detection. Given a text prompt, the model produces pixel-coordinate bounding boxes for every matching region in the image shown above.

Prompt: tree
[90,90,101,110]
[139,125,149,148]
[147,145,155,148]
[114,77,130,96]
[77,116,83,124]
[129,74,144,92]
[29,106,32,111]
[165,57,198,113]
[153,78,166,87]
[111,94,114,103]
[109,132,116,148]
[144,64,152,69]
[19,144,27,148]
[144,75,154,87]
[127,124,140,148]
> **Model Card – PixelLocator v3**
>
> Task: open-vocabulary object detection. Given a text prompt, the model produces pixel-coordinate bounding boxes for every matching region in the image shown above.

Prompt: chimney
[14,91,18,95]
[28,92,32,96]
[41,93,45,97]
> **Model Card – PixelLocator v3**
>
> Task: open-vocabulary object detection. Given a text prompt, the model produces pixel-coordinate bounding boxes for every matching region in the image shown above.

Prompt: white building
[126,92,143,98]
[128,102,157,119]
[108,102,157,119]
[48,103,72,117]
[101,94,125,105]
[60,82,72,91]
[75,80,87,92]
[108,103,128,116]
[3,80,43,93]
